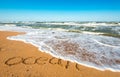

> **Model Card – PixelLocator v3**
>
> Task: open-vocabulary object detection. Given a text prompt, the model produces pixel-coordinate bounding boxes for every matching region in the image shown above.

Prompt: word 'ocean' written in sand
[5,56,85,71]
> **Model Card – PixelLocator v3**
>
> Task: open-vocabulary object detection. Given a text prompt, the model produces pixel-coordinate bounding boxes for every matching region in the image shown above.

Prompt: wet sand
[0,31,120,77]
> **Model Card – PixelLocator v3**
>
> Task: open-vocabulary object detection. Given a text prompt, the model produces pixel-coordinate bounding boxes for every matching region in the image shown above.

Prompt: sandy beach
[0,31,120,77]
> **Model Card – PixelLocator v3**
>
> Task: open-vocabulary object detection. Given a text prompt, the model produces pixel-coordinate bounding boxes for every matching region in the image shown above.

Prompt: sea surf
[0,21,120,72]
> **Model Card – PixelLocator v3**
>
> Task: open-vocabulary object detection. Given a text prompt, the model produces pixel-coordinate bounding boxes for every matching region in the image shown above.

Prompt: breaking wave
[0,22,120,72]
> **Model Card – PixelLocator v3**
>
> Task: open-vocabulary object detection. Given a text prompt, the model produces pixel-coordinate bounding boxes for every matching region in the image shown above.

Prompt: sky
[0,0,120,21]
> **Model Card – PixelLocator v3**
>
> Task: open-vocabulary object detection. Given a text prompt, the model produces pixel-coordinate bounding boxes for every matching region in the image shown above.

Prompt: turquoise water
[15,22,120,38]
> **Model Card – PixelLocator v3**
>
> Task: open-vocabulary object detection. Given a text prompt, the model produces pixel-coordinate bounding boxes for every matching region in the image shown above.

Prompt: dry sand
[0,31,120,77]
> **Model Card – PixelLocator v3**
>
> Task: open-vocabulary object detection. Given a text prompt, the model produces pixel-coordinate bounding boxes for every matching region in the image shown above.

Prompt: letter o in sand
[5,57,23,66]
[23,57,36,65]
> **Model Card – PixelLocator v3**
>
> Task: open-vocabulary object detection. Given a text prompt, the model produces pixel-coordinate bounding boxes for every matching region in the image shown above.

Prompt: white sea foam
[43,22,120,27]
[82,31,103,35]
[0,25,120,72]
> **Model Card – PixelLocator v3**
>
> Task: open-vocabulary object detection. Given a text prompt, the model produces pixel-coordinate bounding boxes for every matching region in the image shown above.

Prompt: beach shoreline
[0,31,120,77]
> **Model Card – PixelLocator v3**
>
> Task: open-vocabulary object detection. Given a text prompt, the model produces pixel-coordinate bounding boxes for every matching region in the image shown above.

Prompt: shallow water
[0,22,120,72]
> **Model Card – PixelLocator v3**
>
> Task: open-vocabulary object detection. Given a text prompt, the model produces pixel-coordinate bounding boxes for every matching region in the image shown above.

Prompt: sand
[0,31,120,77]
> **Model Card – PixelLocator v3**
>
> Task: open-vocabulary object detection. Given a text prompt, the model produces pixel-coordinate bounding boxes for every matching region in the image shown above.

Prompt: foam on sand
[0,25,120,72]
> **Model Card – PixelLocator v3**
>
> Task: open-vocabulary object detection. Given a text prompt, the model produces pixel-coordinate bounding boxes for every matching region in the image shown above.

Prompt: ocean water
[0,22,120,72]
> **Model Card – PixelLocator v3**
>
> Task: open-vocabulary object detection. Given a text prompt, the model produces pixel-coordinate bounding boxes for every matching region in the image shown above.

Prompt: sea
[0,21,120,72]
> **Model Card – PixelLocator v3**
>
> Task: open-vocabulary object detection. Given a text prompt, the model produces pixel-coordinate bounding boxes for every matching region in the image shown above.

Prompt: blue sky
[0,0,120,21]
